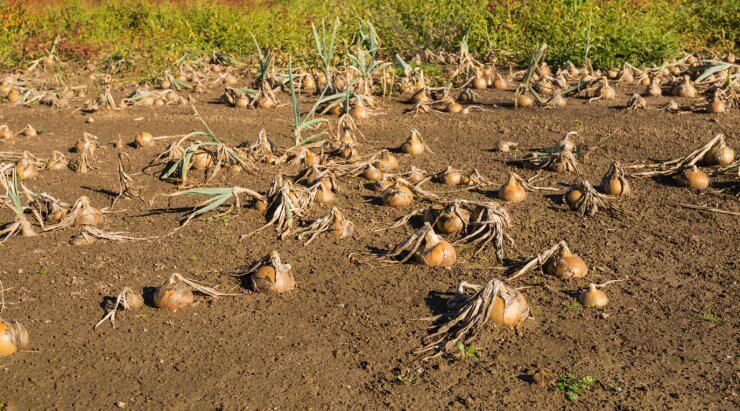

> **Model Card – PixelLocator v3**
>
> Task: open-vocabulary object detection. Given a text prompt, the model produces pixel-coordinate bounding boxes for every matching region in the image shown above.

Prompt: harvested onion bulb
[498,173,527,202]
[579,284,609,308]
[0,318,28,357]
[418,223,457,267]
[381,180,414,207]
[134,132,154,148]
[399,129,431,155]
[544,243,588,280]
[679,166,709,190]
[436,166,463,186]
[246,251,295,294]
[703,138,735,167]
[489,282,530,326]
[600,162,630,196]
[374,150,399,172]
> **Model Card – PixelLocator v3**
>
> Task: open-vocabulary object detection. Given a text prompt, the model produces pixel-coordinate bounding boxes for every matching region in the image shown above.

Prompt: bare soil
[0,86,738,409]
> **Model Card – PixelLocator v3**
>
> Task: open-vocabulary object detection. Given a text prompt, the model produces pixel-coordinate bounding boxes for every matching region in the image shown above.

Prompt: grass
[0,0,736,80]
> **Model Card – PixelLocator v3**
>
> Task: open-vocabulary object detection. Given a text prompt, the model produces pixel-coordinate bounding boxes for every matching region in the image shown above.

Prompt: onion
[703,140,735,166]
[399,129,428,155]
[360,164,383,182]
[544,244,588,279]
[579,284,608,308]
[492,74,507,90]
[15,158,37,181]
[498,174,526,202]
[134,131,154,148]
[371,177,393,192]
[381,181,413,207]
[153,276,194,309]
[488,283,529,327]
[433,203,469,235]
[257,96,275,109]
[445,102,463,113]
[680,166,709,189]
[497,140,518,153]
[0,318,28,357]
[411,88,431,104]
[673,76,696,98]
[600,162,630,196]
[314,178,335,204]
[248,251,295,294]
[0,125,13,141]
[405,166,426,184]
[223,74,238,86]
[0,84,10,97]
[74,197,102,227]
[708,96,726,114]
[515,94,534,108]
[618,66,634,83]
[419,226,456,267]
[7,89,20,103]
[47,151,68,171]
[437,166,462,186]
[564,184,584,209]
[20,125,37,138]
[471,75,487,90]
[645,77,662,97]
[191,150,212,170]
[235,97,249,108]
[350,100,370,120]
[302,75,317,94]
[374,150,398,172]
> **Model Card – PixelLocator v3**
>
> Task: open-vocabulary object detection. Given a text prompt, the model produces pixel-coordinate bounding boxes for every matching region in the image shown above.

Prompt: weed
[456,341,479,361]
[37,267,49,276]
[0,1,734,79]
[700,312,726,324]
[553,374,596,401]
[562,301,582,313]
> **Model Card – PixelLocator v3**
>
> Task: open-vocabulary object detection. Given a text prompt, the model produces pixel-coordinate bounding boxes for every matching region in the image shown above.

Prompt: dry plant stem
[112,152,145,207]
[513,172,559,191]
[169,273,236,298]
[363,223,433,264]
[570,181,617,217]
[293,207,354,245]
[74,226,155,244]
[506,241,569,281]
[454,200,511,260]
[241,175,311,240]
[26,192,69,228]
[626,134,726,178]
[673,203,740,216]
[94,287,137,329]
[416,279,521,359]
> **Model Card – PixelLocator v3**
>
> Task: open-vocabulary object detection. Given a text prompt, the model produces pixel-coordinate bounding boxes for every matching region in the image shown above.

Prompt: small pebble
[86,117,94,123]
[601,312,610,319]
[115,401,126,408]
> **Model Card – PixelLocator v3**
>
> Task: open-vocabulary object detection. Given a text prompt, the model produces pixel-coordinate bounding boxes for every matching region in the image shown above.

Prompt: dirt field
[0,85,738,409]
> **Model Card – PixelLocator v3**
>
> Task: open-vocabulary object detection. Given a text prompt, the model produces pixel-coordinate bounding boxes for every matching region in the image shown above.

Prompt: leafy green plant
[553,374,596,401]
[700,312,726,324]
[456,341,479,361]
[287,59,330,147]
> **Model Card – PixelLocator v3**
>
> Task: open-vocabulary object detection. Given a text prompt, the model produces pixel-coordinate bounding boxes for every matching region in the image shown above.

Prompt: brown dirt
[0,85,738,409]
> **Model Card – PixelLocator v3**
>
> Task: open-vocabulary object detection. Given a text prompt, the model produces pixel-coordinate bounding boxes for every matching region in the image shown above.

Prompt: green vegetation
[553,374,596,401]
[455,341,479,361]
[700,311,726,324]
[0,0,736,79]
